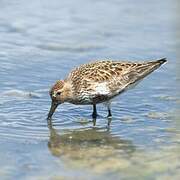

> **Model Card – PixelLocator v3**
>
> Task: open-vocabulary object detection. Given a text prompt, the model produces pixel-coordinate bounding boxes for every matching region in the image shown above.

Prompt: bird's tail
[155,58,167,64]
[147,58,167,68]
[133,58,167,78]
[122,58,167,89]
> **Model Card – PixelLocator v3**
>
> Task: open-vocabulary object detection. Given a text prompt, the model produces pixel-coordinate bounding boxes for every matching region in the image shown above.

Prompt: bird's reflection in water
[47,119,136,172]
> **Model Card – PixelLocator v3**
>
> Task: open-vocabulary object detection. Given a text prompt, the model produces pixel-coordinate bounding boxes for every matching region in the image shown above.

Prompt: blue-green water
[0,0,179,179]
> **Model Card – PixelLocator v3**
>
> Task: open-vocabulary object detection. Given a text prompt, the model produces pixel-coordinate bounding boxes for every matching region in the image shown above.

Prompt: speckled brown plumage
[50,80,64,97]
[48,58,167,120]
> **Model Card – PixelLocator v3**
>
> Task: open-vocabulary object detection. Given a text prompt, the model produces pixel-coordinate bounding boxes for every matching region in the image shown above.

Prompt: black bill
[47,101,59,120]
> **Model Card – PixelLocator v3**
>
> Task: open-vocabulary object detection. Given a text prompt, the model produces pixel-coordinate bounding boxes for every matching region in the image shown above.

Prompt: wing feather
[67,59,166,98]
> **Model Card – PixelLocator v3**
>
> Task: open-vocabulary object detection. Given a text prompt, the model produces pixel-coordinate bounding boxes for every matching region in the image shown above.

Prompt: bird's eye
[56,92,61,96]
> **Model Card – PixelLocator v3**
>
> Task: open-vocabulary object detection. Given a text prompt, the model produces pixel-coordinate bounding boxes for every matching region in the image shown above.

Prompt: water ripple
[1,90,41,99]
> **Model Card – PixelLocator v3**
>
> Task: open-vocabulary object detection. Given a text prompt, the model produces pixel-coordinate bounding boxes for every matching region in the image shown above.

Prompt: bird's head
[50,80,65,102]
[47,80,66,119]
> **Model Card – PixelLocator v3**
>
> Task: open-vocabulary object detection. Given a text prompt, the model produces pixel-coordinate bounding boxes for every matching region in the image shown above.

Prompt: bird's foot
[92,112,98,126]
[92,113,98,119]
[92,118,96,126]
[107,114,112,118]
[107,114,112,126]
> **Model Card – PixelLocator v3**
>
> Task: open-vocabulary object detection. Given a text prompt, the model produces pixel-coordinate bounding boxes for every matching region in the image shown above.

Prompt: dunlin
[47,58,167,120]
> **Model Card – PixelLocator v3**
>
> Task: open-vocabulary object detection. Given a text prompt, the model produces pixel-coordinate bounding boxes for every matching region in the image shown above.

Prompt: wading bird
[47,58,167,120]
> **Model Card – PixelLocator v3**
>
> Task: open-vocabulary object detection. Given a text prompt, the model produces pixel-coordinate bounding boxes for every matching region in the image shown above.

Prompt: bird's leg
[107,118,112,126]
[107,104,112,118]
[107,104,112,126]
[92,104,97,119]
[93,118,96,126]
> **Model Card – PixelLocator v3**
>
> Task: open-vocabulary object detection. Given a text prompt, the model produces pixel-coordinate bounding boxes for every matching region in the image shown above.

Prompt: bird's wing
[67,61,125,96]
[68,59,166,97]
[108,59,167,95]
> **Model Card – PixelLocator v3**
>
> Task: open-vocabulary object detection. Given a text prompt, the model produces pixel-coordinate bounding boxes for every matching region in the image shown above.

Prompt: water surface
[0,0,179,179]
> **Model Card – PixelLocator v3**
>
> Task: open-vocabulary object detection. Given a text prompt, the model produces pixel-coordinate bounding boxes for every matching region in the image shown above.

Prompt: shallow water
[0,0,179,179]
